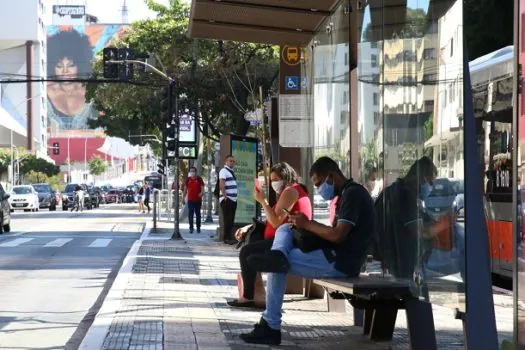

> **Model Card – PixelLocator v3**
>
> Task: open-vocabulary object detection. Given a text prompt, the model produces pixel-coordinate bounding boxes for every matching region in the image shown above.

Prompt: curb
[78,220,152,350]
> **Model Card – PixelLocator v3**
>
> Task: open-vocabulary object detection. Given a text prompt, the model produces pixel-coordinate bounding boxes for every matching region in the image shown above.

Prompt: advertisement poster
[231,137,258,224]
[46,25,127,131]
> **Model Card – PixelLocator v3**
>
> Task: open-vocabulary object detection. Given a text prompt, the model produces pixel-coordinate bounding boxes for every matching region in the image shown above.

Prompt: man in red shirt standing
[183,166,205,233]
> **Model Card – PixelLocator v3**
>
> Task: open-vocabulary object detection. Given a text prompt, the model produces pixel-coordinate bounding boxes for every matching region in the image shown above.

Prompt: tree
[464,0,513,60]
[19,155,60,177]
[88,155,107,176]
[86,0,279,142]
[24,171,49,184]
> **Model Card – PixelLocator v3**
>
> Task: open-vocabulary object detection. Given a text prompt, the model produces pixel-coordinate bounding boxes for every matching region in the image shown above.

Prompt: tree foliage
[464,0,513,60]
[23,172,61,191]
[86,0,279,143]
[24,171,49,184]
[19,155,60,177]
[88,155,108,176]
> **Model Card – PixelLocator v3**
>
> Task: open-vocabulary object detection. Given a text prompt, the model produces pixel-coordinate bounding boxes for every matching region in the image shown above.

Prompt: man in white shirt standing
[219,154,238,244]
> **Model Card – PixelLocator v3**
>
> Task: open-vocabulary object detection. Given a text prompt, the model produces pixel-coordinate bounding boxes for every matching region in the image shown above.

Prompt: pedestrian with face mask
[227,162,312,310]
[239,157,374,345]
[183,166,205,233]
[372,156,440,300]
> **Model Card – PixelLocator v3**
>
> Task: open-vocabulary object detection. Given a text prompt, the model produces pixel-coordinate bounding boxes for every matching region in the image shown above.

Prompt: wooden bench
[313,275,438,350]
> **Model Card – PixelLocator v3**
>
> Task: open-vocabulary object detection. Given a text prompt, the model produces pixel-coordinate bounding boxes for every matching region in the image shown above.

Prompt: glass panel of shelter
[356,0,465,310]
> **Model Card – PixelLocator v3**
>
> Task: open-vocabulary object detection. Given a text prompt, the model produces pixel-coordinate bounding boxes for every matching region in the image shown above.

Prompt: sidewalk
[81,218,513,350]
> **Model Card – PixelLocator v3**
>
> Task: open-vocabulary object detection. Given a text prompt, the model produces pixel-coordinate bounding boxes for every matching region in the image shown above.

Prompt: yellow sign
[282,46,301,66]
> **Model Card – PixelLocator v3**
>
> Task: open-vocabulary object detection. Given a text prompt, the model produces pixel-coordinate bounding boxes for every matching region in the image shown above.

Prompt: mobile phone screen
[255,178,261,190]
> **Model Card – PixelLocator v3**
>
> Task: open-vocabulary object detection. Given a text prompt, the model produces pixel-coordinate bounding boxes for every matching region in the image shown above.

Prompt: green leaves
[88,155,108,176]
[87,0,279,142]
[19,155,60,177]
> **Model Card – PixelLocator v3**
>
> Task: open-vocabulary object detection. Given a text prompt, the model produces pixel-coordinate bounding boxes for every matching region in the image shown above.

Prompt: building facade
[0,0,48,156]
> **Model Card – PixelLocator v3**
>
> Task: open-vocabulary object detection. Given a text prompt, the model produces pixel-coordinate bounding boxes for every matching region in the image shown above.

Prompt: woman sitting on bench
[227,162,312,309]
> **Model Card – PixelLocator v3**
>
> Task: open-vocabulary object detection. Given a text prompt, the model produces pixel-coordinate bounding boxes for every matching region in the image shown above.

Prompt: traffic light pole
[169,81,182,240]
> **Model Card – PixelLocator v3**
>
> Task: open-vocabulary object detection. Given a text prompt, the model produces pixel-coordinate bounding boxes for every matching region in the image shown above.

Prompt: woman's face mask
[318,176,335,201]
[271,180,285,194]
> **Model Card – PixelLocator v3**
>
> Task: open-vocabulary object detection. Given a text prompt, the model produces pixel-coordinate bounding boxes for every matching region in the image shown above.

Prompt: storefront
[189,0,499,347]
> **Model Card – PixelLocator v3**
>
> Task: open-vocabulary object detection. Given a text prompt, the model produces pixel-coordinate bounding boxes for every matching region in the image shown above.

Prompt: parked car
[62,184,93,211]
[9,185,40,212]
[104,189,122,203]
[92,186,105,205]
[313,194,330,209]
[32,183,58,211]
[85,185,101,208]
[0,184,11,233]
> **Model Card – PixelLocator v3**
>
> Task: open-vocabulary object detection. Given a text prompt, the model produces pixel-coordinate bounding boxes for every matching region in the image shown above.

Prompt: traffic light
[52,142,59,155]
[103,48,119,79]
[157,160,166,175]
[160,87,171,123]
[118,48,135,80]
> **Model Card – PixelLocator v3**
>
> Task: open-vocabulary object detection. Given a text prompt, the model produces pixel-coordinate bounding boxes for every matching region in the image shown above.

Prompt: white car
[314,194,330,209]
[9,185,40,212]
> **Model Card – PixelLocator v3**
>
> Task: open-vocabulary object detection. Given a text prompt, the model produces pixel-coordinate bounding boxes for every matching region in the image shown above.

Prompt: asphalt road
[0,204,146,350]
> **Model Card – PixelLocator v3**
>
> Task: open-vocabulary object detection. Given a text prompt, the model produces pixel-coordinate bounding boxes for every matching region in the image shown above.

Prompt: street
[0,204,145,350]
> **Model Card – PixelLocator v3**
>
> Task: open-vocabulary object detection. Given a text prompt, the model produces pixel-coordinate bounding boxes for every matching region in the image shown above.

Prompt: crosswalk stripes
[88,239,112,248]
[0,237,117,248]
[44,238,74,247]
[0,238,34,247]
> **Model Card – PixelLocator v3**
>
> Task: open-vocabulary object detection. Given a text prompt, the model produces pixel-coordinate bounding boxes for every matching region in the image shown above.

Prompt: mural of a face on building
[47,25,126,131]
[47,28,93,130]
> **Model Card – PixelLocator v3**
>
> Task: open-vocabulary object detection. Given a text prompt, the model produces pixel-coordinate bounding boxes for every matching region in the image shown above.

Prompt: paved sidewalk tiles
[100,220,513,349]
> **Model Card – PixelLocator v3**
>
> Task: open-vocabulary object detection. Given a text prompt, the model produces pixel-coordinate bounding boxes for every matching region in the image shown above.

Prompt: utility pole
[205,137,213,223]
[104,48,183,240]
[169,80,182,240]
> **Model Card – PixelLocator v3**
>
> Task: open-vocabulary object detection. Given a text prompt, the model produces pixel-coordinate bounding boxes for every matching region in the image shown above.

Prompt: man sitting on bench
[240,156,375,345]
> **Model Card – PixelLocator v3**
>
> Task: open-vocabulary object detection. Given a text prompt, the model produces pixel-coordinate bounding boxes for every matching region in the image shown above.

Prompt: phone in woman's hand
[255,178,261,191]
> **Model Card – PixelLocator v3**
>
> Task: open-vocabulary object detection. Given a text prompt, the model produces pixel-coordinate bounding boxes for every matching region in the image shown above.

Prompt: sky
[44,0,187,24]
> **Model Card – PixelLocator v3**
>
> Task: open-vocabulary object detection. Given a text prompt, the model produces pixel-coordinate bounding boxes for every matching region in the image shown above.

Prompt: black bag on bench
[293,227,335,252]
[235,218,265,249]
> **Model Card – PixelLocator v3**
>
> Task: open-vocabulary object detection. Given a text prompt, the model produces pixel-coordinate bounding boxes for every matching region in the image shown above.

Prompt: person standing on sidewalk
[183,167,205,233]
[219,155,237,244]
[144,183,152,213]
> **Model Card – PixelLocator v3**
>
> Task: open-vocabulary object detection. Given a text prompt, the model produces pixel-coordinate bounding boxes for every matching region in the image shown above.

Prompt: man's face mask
[318,175,335,201]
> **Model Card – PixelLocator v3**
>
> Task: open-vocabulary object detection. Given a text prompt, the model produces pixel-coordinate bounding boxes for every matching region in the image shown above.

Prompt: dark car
[86,185,101,208]
[62,184,93,211]
[32,183,58,211]
[0,184,11,233]
[93,186,105,205]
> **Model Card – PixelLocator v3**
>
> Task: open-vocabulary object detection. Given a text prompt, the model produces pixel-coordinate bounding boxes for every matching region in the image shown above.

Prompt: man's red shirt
[186,176,204,202]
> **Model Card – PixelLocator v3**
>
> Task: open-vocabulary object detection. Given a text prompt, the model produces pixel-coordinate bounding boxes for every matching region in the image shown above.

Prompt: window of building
[340,111,347,124]
[371,54,378,67]
[374,111,381,124]
[371,41,378,49]
[423,48,435,60]
[344,53,348,66]
[450,38,454,57]
[342,91,348,105]
[373,93,379,106]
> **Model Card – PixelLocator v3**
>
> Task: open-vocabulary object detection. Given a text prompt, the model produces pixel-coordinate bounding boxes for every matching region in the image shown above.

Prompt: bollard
[153,189,158,232]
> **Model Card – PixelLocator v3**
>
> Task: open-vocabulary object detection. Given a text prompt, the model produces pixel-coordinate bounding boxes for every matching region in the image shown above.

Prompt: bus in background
[470,46,515,279]
[144,173,163,190]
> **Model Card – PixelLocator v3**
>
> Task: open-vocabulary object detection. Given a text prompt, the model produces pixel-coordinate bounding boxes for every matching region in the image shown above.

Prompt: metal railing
[152,189,218,232]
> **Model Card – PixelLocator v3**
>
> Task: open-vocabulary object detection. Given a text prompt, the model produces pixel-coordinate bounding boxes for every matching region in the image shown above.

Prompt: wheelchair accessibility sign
[285,76,299,91]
